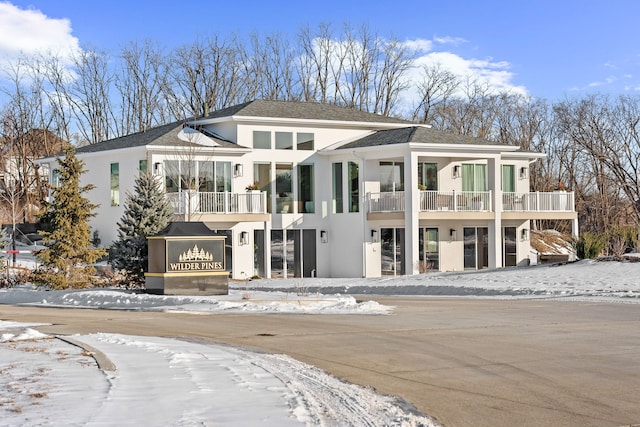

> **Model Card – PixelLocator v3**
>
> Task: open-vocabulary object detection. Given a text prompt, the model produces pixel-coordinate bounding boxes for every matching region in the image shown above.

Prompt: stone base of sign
[145,272,229,295]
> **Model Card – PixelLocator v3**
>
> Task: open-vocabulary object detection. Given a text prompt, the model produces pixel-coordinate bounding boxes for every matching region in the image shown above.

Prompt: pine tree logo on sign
[178,244,213,262]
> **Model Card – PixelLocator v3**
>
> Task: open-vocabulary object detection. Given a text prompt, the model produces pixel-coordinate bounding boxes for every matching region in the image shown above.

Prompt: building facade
[40,100,578,279]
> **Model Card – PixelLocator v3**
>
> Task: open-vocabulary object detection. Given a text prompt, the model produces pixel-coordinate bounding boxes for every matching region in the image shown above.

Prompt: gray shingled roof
[74,121,241,155]
[203,99,411,124]
[336,126,508,150]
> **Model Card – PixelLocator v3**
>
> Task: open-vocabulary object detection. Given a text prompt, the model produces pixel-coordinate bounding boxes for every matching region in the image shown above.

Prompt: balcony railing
[419,190,492,212]
[166,191,267,215]
[502,191,574,212]
[367,190,575,213]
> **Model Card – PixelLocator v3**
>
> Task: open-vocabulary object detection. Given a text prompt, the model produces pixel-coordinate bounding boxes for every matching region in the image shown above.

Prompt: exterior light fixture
[371,229,378,242]
[449,228,457,241]
[452,165,461,178]
[240,231,249,245]
[234,164,243,177]
[320,230,328,243]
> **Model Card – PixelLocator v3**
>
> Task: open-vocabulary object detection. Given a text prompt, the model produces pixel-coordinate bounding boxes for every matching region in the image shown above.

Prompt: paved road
[2,297,639,427]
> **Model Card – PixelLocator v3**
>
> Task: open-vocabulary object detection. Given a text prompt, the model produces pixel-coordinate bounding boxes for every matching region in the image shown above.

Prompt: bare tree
[412,63,460,124]
[115,40,168,135]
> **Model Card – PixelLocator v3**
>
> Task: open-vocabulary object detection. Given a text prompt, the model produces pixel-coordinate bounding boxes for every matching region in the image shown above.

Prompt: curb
[56,336,117,372]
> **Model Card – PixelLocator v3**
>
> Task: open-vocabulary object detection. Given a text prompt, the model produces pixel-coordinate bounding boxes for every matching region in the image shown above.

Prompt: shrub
[574,232,607,259]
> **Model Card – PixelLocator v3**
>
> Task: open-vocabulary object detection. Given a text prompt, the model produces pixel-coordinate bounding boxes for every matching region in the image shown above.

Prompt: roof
[202,99,411,124]
[74,121,240,155]
[336,126,511,149]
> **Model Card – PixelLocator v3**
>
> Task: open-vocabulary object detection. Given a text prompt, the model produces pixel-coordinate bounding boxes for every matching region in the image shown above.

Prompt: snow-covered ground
[1,257,639,426]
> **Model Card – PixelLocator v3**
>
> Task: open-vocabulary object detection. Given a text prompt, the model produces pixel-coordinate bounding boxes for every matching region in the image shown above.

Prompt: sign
[166,238,225,272]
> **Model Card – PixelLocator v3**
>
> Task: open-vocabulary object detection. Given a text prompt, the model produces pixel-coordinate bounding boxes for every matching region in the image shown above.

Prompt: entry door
[269,229,317,278]
[463,227,489,270]
[503,227,517,267]
[381,228,405,275]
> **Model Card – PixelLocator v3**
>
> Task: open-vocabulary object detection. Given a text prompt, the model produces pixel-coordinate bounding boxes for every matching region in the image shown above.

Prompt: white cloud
[433,36,467,46]
[401,38,433,53]
[0,2,81,67]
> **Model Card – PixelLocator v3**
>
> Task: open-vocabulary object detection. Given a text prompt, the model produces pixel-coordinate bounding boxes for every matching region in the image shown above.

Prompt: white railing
[165,191,267,214]
[503,191,574,212]
[368,191,405,212]
[419,190,492,212]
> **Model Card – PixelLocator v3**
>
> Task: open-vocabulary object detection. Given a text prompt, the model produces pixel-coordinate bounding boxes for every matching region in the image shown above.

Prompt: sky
[1,258,640,425]
[1,0,640,102]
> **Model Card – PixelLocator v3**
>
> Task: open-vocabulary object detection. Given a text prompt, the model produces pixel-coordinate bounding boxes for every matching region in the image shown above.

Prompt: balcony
[166,191,267,217]
[367,190,575,215]
[502,191,574,212]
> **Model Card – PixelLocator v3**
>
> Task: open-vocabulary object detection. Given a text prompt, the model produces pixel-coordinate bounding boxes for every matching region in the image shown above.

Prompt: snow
[1,257,640,425]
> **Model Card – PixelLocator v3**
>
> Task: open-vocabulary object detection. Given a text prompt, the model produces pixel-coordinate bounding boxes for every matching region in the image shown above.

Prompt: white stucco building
[40,100,578,279]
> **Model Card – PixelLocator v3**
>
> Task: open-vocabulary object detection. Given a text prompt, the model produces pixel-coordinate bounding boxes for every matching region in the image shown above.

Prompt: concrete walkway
[2,297,639,427]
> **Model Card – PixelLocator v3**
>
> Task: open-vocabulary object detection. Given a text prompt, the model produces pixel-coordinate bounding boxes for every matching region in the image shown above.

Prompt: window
[51,169,61,188]
[502,165,515,192]
[253,131,271,149]
[349,161,359,213]
[332,162,343,214]
[139,160,147,174]
[275,132,293,150]
[276,163,293,213]
[418,163,438,190]
[297,132,314,150]
[298,164,314,213]
[462,164,487,192]
[164,160,180,192]
[380,161,404,192]
[110,163,120,206]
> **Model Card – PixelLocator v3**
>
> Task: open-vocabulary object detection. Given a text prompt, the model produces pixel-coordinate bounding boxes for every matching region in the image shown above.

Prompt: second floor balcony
[166,191,268,220]
[367,190,575,215]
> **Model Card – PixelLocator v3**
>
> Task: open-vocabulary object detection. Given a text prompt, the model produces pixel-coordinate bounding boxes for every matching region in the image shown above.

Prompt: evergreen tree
[111,171,173,286]
[37,144,106,288]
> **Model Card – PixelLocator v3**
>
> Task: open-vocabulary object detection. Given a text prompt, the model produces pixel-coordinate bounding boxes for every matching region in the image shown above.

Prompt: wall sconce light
[320,230,328,243]
[452,165,461,179]
[234,163,243,177]
[153,162,161,175]
[449,228,457,241]
[240,231,249,245]
[371,229,378,242]
[519,167,528,180]
[521,228,529,241]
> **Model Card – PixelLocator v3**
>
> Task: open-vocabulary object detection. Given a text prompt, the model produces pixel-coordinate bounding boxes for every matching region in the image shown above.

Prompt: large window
[199,161,231,192]
[418,162,438,190]
[110,163,119,206]
[462,164,487,192]
[332,162,343,214]
[349,161,359,213]
[139,160,147,174]
[502,165,515,192]
[298,164,314,213]
[253,131,271,149]
[380,161,404,192]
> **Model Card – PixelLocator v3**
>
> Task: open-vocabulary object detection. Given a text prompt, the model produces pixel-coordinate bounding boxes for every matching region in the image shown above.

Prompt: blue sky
[2,0,640,101]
